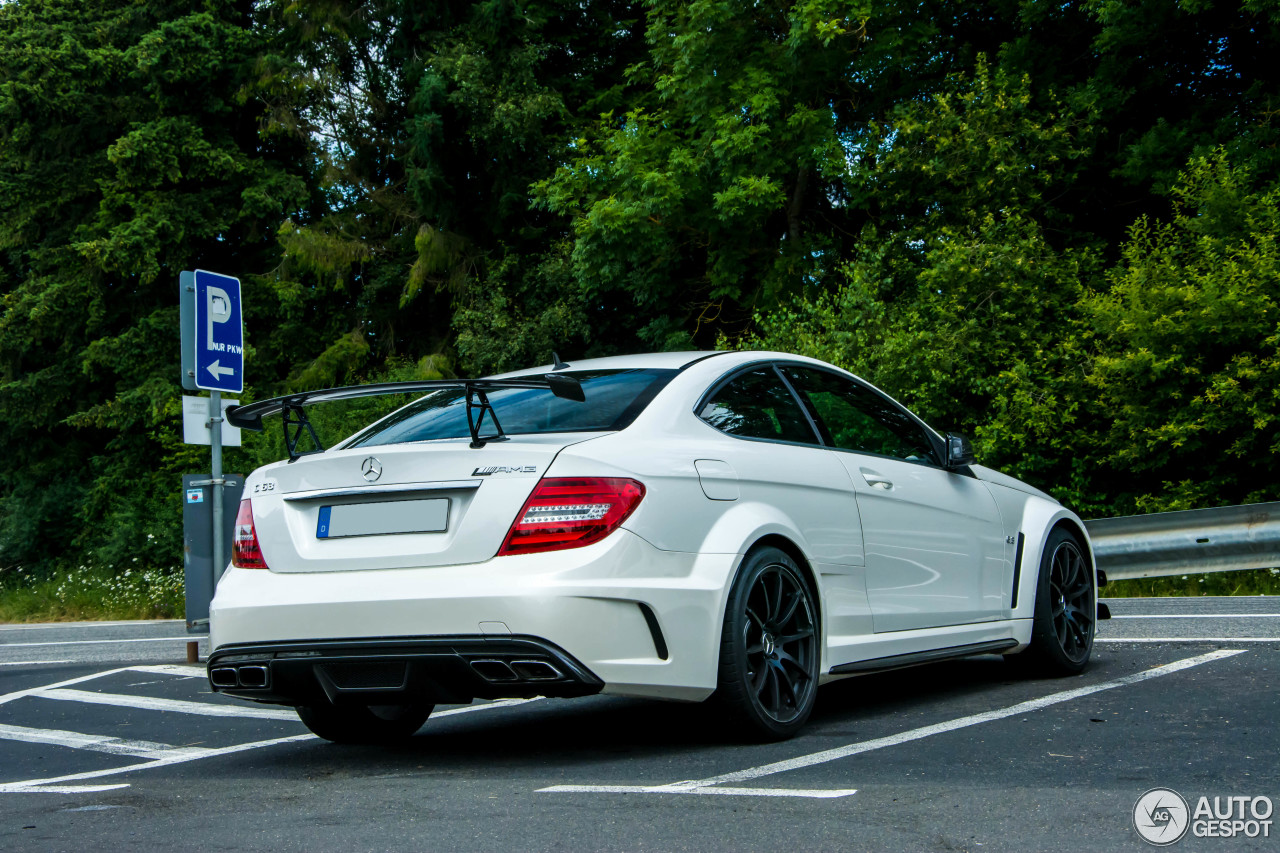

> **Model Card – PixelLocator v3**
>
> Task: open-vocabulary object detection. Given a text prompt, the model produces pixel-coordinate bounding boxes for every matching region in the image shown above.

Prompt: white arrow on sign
[206,360,235,380]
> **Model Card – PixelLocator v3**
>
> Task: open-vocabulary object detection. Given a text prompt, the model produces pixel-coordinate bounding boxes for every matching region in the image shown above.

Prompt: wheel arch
[746,533,824,632]
[1049,517,1097,574]
[1011,500,1095,621]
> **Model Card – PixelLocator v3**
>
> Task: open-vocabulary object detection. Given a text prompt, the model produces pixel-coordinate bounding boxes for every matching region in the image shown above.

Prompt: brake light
[498,478,645,556]
[231,499,268,569]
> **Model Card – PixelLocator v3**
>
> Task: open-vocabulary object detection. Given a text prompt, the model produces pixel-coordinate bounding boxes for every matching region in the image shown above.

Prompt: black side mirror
[945,432,975,469]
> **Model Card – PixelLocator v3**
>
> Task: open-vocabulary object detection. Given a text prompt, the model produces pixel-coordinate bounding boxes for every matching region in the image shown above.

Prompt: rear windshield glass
[346,369,677,448]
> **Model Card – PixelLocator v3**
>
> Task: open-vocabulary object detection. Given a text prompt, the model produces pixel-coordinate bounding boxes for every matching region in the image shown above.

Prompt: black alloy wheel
[1048,537,1093,664]
[1014,527,1095,676]
[715,546,820,740]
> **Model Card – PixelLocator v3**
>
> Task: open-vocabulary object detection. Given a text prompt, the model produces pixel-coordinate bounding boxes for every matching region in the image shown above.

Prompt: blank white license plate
[316,499,449,539]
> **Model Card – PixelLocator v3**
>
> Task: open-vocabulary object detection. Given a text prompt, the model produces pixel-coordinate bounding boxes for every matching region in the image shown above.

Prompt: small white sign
[182,396,242,447]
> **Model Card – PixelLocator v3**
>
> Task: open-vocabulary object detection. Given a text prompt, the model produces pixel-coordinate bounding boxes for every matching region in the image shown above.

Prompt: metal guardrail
[1085,502,1280,580]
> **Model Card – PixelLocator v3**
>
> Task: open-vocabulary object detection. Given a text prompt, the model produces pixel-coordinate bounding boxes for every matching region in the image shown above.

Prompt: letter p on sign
[207,286,231,348]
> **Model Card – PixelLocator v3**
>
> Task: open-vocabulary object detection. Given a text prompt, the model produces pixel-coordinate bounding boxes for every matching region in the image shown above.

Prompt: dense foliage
[1,0,1277,575]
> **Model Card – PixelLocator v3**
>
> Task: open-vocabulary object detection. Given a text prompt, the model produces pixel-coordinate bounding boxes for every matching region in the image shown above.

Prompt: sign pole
[182,269,243,664]
[210,389,224,583]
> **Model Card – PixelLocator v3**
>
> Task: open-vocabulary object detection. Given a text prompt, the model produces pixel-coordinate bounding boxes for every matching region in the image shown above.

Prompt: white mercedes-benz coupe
[210,350,1103,742]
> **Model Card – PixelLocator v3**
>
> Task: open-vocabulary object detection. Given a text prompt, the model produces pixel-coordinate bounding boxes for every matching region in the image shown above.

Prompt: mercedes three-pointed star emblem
[361,456,383,482]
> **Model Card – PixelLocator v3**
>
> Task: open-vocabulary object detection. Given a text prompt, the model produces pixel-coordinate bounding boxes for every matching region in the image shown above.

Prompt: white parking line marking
[0,660,74,666]
[128,664,207,677]
[1095,637,1280,643]
[0,723,210,761]
[33,688,299,720]
[0,685,542,795]
[435,697,540,717]
[0,784,135,794]
[0,637,190,648]
[0,667,131,707]
[541,649,1245,798]
[534,784,859,798]
[0,733,317,794]
[1111,614,1280,619]
[28,688,538,722]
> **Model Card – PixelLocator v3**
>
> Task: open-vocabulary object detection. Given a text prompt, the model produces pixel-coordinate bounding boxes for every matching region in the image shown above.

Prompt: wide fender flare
[692,499,831,643]
[1012,498,1097,620]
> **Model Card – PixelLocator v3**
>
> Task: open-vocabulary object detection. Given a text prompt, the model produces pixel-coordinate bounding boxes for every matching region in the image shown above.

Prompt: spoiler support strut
[227,376,585,463]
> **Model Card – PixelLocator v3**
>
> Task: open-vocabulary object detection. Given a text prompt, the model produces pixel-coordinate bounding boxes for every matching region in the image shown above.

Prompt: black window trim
[695,359,958,472]
[692,360,825,449]
[777,362,949,469]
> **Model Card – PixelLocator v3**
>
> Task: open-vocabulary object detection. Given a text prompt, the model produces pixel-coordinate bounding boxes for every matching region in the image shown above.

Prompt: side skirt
[828,639,1020,675]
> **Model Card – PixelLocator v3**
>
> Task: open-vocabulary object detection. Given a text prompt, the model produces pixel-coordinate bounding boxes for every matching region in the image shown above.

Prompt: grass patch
[0,564,183,623]
[1104,568,1280,597]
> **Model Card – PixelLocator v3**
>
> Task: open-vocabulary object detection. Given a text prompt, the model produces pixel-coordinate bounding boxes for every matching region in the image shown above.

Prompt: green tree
[0,0,310,571]
[1078,152,1279,511]
[746,58,1098,434]
[262,0,649,379]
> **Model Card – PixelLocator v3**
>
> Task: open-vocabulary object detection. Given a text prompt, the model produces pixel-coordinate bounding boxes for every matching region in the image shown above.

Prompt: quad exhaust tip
[238,665,269,688]
[210,667,238,688]
[510,660,561,680]
[210,664,270,689]
[470,660,519,682]
[470,658,563,683]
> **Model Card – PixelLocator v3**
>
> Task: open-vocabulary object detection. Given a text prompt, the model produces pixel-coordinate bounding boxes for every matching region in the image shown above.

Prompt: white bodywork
[210,351,1093,701]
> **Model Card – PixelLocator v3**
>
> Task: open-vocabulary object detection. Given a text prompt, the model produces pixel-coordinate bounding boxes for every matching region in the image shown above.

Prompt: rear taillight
[498,478,645,556]
[231,499,268,569]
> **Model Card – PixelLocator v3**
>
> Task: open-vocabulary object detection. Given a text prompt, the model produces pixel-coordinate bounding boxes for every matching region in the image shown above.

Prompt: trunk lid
[247,434,599,573]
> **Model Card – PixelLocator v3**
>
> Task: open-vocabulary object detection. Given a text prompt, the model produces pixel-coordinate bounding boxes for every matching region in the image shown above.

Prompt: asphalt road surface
[1,597,1276,852]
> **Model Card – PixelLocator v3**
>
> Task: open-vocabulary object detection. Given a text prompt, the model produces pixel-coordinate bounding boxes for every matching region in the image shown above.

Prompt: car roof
[492,351,728,378]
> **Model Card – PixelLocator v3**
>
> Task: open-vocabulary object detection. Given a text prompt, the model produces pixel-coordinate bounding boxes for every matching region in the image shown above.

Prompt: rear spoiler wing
[225,375,585,461]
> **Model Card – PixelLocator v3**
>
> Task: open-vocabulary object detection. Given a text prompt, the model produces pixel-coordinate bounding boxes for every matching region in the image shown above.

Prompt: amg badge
[472,465,537,476]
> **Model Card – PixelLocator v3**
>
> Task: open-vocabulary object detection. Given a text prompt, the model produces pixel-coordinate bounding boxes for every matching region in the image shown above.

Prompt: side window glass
[783,367,936,464]
[698,367,818,444]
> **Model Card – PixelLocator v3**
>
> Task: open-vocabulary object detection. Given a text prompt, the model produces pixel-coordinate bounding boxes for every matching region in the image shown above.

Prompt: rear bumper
[209,529,739,701]
[207,635,603,707]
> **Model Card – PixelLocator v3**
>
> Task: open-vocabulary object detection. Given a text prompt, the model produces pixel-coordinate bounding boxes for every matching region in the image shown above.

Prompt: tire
[1013,527,1095,676]
[714,546,820,740]
[296,702,434,744]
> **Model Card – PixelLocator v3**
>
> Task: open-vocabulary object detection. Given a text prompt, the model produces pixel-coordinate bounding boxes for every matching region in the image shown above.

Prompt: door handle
[860,469,894,491]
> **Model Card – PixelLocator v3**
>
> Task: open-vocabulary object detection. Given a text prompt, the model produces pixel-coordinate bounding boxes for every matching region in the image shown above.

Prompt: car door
[779,366,1007,633]
[696,364,873,644]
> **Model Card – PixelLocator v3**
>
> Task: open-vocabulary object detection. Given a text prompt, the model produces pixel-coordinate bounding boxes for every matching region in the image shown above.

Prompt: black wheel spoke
[773,661,798,707]
[1070,621,1084,650]
[776,648,805,672]
[1068,612,1088,645]
[776,590,801,628]
[751,664,768,694]
[780,628,814,644]
[767,571,784,622]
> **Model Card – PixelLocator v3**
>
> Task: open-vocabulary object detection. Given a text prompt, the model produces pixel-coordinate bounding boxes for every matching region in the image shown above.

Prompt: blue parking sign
[194,269,243,393]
